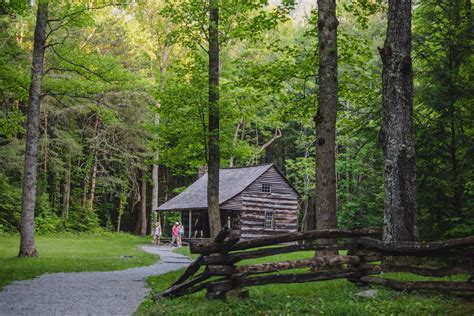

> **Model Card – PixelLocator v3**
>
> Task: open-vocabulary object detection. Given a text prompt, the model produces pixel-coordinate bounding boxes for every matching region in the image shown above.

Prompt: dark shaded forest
[0,0,472,242]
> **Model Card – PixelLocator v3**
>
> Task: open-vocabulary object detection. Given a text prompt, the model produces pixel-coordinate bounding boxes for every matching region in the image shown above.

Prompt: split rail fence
[157,226,474,299]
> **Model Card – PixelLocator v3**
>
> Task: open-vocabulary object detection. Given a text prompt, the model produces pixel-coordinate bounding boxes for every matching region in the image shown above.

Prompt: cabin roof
[157,164,279,211]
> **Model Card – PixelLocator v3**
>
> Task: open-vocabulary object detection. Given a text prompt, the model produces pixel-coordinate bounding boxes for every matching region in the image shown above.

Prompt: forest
[0,0,472,250]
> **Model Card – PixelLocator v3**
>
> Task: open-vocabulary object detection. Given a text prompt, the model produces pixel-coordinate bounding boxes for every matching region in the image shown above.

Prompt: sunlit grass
[0,233,158,289]
[140,246,474,315]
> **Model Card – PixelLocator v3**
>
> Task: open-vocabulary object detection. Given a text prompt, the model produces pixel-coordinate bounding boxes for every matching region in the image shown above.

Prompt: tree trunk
[135,169,147,235]
[229,117,243,167]
[207,0,221,238]
[314,0,338,251]
[88,153,98,209]
[151,41,170,216]
[19,1,48,257]
[379,0,417,242]
[61,153,71,219]
[81,176,89,208]
[42,99,48,174]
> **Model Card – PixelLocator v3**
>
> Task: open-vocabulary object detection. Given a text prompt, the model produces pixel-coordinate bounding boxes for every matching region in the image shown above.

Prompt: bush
[35,193,62,235]
[64,207,103,233]
[0,174,22,233]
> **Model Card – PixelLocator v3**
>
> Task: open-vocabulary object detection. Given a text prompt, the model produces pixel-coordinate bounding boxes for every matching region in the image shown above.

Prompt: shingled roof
[157,164,274,211]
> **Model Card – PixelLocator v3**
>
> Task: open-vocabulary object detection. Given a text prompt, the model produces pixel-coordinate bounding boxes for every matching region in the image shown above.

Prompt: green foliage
[0,173,21,233]
[413,0,474,239]
[35,194,63,235]
[0,0,471,240]
[64,207,102,233]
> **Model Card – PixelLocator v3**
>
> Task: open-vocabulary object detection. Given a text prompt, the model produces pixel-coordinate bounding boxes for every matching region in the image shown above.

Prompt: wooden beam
[190,227,382,254]
[206,267,380,293]
[208,255,361,276]
[157,272,210,298]
[359,276,474,292]
[202,243,354,265]
[355,236,474,256]
[375,264,473,277]
[188,210,192,239]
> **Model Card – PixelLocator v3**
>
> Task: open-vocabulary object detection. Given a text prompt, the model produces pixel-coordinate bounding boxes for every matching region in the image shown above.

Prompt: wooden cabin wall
[235,167,299,239]
[245,167,297,195]
[240,193,298,239]
[220,193,243,210]
[220,166,298,211]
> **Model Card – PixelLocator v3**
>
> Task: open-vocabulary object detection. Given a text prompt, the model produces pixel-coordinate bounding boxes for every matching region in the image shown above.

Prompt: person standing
[178,222,185,247]
[170,222,179,247]
[153,222,161,246]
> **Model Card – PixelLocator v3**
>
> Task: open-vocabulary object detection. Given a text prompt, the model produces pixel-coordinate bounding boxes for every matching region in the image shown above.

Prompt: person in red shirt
[170,222,179,247]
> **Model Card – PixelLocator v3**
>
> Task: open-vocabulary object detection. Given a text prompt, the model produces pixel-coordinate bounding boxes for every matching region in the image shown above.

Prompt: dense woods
[0,0,472,250]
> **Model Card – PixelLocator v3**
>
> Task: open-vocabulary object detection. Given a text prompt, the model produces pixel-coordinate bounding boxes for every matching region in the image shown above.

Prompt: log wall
[238,167,299,239]
[220,166,299,211]
[240,193,298,239]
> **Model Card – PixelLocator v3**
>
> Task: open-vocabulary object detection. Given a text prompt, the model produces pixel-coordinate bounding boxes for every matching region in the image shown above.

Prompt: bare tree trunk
[314,0,338,248]
[207,0,221,237]
[42,100,48,174]
[81,176,89,208]
[87,114,100,209]
[61,153,71,219]
[152,42,170,215]
[19,1,48,257]
[88,153,98,209]
[135,169,147,235]
[229,117,243,167]
[379,0,417,242]
[151,164,159,208]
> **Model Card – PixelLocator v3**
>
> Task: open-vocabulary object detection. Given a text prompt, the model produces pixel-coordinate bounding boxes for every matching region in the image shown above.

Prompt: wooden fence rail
[156,226,474,300]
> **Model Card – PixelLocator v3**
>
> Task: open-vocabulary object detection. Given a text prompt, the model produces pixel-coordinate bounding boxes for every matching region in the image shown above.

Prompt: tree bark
[42,99,48,174]
[207,0,221,238]
[151,41,170,215]
[314,0,339,253]
[88,153,98,209]
[81,176,89,208]
[87,114,100,209]
[19,1,48,257]
[135,169,147,235]
[61,153,71,219]
[379,0,417,242]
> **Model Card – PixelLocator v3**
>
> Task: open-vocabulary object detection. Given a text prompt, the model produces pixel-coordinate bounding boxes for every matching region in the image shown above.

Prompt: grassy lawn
[139,247,474,315]
[0,233,158,289]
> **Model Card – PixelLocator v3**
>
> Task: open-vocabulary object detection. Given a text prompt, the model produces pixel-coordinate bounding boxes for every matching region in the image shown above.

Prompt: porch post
[188,210,192,238]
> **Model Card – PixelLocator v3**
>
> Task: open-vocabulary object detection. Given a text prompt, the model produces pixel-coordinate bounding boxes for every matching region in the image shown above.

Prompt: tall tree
[379,0,417,242]
[19,1,48,257]
[135,169,147,235]
[207,0,221,237]
[314,0,338,235]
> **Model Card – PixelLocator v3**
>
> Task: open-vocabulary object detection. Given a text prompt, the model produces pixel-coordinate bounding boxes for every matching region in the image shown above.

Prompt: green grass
[139,246,474,316]
[0,233,158,289]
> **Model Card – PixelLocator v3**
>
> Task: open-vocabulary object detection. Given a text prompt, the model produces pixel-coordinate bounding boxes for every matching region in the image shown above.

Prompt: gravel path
[0,246,191,316]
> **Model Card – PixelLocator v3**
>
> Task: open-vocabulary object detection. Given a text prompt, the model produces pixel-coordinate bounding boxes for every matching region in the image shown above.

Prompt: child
[153,222,161,246]
[178,222,185,247]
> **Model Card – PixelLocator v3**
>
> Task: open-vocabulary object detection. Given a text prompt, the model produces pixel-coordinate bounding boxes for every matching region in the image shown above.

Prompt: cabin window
[262,183,271,193]
[264,212,274,229]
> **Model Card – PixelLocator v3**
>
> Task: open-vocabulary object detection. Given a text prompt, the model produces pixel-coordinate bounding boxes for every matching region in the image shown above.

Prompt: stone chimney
[198,166,208,178]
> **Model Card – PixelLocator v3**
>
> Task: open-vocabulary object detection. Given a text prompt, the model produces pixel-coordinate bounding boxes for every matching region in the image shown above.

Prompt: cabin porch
[158,209,240,240]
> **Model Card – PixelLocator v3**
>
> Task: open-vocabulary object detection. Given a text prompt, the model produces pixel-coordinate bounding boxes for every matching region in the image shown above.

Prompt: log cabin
[157,164,299,240]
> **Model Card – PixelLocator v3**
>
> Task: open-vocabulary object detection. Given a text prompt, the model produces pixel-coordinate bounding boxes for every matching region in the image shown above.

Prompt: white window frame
[261,183,272,193]
[264,212,274,230]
